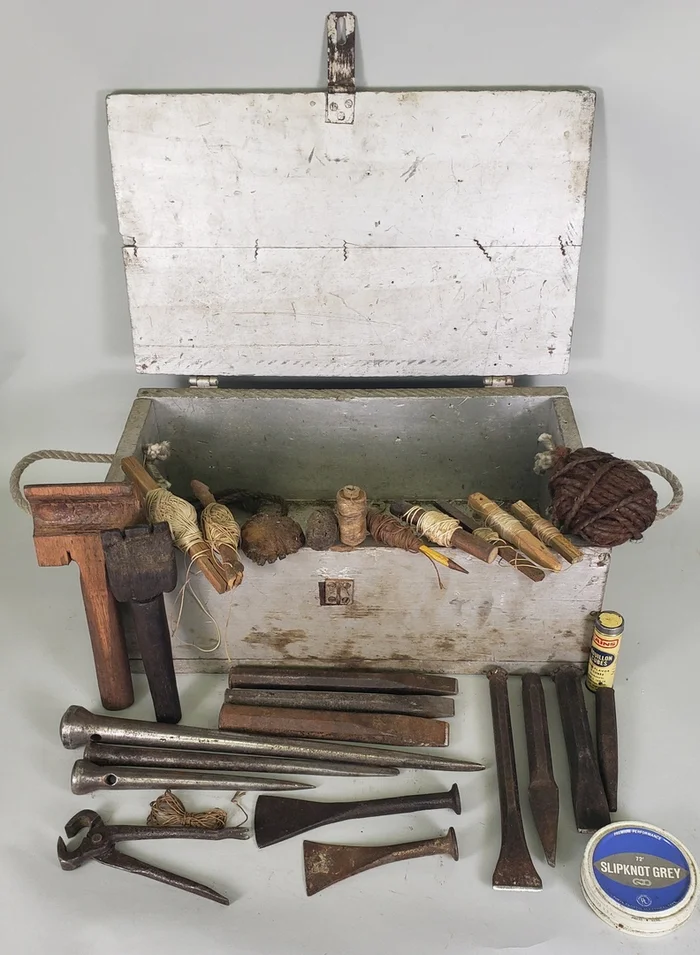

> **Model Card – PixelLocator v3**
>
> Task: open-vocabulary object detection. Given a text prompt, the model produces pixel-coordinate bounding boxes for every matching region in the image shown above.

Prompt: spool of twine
[367,509,422,553]
[201,502,241,559]
[335,485,368,546]
[404,505,460,547]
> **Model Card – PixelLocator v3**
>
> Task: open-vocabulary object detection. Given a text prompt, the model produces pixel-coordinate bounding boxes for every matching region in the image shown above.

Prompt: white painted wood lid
[107,88,595,378]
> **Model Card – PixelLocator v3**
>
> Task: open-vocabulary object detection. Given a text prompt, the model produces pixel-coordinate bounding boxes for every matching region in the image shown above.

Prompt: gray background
[1,2,699,952]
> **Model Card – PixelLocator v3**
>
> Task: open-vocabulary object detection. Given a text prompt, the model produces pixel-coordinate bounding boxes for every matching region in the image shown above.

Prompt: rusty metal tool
[521,674,559,867]
[71,759,315,794]
[223,688,455,718]
[24,482,143,710]
[487,667,542,891]
[83,740,401,777]
[434,500,545,582]
[61,706,485,772]
[255,783,461,848]
[58,809,243,904]
[304,827,459,896]
[595,687,618,812]
[218,704,450,747]
[553,666,611,833]
[102,523,180,724]
[228,666,458,696]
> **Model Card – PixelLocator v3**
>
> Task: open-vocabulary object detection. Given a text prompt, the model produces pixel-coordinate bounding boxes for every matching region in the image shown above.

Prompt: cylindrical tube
[586,612,625,691]
[70,759,315,794]
[335,485,368,546]
[83,740,400,777]
[60,706,484,772]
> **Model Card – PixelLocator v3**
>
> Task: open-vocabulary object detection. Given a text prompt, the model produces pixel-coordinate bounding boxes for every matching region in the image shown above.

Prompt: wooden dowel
[510,501,584,565]
[434,500,545,583]
[389,500,497,564]
[121,456,228,594]
[218,704,450,747]
[468,493,561,572]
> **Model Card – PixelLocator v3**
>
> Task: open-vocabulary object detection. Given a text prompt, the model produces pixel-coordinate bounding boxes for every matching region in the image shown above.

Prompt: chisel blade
[595,687,618,813]
[522,673,559,867]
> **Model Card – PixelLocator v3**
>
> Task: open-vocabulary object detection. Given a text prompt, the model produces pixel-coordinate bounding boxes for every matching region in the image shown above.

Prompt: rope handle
[534,434,683,522]
[10,444,173,513]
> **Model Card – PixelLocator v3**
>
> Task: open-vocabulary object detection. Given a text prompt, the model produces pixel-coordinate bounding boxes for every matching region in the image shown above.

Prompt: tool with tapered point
[595,687,618,812]
[60,706,484,772]
[83,740,400,777]
[227,666,458,696]
[254,784,461,848]
[554,666,611,833]
[389,500,497,563]
[487,667,542,891]
[303,828,459,895]
[102,523,180,723]
[521,673,559,866]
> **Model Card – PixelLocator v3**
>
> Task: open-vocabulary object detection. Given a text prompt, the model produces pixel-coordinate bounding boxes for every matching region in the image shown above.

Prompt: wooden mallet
[24,482,143,710]
[102,523,181,724]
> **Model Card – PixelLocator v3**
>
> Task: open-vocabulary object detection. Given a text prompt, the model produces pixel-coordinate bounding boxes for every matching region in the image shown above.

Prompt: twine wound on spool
[404,506,460,547]
[534,434,684,547]
[335,485,368,546]
[145,488,207,557]
[147,790,228,830]
[201,503,242,565]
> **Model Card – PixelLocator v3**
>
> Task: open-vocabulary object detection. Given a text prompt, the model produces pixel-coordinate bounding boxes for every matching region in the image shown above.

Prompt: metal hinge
[188,376,219,388]
[326,12,356,124]
[483,376,515,387]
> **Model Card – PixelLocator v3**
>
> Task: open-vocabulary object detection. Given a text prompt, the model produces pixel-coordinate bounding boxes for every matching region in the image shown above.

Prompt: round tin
[581,822,698,936]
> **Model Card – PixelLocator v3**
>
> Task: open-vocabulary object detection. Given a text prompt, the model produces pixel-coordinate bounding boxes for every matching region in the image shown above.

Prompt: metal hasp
[70,759,315,794]
[83,740,401,777]
[102,523,180,723]
[223,688,456,719]
[521,674,559,867]
[228,666,458,696]
[553,666,611,833]
[487,667,542,891]
[57,809,244,905]
[255,783,461,848]
[217,704,450,747]
[326,12,355,124]
[595,687,618,812]
[60,706,483,772]
[304,828,459,896]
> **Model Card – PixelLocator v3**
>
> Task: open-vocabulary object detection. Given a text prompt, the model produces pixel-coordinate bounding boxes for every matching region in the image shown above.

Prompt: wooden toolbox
[103,13,604,674]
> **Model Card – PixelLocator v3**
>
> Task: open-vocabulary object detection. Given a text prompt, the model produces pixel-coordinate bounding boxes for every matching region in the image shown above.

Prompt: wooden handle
[77,537,135,710]
[468,493,561,572]
[390,500,497,564]
[218,704,449,747]
[510,501,584,565]
[120,456,160,496]
[130,598,181,723]
[191,479,217,508]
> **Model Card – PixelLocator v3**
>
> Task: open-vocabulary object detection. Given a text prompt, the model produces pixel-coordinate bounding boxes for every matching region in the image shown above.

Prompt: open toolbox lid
[106,13,595,379]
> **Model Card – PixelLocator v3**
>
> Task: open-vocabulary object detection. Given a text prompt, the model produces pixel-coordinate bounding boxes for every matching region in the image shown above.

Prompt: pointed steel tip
[545,849,557,868]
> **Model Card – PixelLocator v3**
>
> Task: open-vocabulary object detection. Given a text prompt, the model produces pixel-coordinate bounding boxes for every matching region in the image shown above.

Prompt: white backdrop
[1,2,699,953]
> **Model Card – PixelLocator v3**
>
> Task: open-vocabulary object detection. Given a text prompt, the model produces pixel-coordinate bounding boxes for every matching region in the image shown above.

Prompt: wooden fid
[218,704,450,747]
[510,501,583,565]
[389,500,497,564]
[120,456,228,594]
[24,482,143,710]
[468,493,561,572]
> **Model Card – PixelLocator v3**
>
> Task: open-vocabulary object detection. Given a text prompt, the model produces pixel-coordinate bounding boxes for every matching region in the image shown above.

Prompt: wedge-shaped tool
[487,667,542,891]
[223,688,456,719]
[102,523,180,724]
[58,809,246,905]
[218,704,449,747]
[304,828,459,896]
[61,706,483,773]
[595,687,618,813]
[70,760,315,794]
[83,740,400,777]
[227,666,458,695]
[553,666,611,833]
[255,784,461,848]
[521,674,559,867]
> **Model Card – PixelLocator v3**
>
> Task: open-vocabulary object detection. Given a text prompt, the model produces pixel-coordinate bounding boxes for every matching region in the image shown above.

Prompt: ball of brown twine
[546,446,658,547]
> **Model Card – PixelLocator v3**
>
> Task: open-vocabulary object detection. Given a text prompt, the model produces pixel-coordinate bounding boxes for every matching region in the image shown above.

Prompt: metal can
[586,611,625,691]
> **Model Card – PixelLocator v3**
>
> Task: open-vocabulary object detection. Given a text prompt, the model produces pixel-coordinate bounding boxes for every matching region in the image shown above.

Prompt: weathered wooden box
[104,20,604,674]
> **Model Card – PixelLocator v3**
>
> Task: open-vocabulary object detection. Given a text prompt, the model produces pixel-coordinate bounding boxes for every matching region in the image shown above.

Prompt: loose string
[147,790,229,830]
[404,505,460,546]
[171,557,224,654]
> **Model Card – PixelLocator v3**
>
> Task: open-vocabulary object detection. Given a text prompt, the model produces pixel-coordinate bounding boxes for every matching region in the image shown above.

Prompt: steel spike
[70,760,315,794]
[521,673,559,867]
